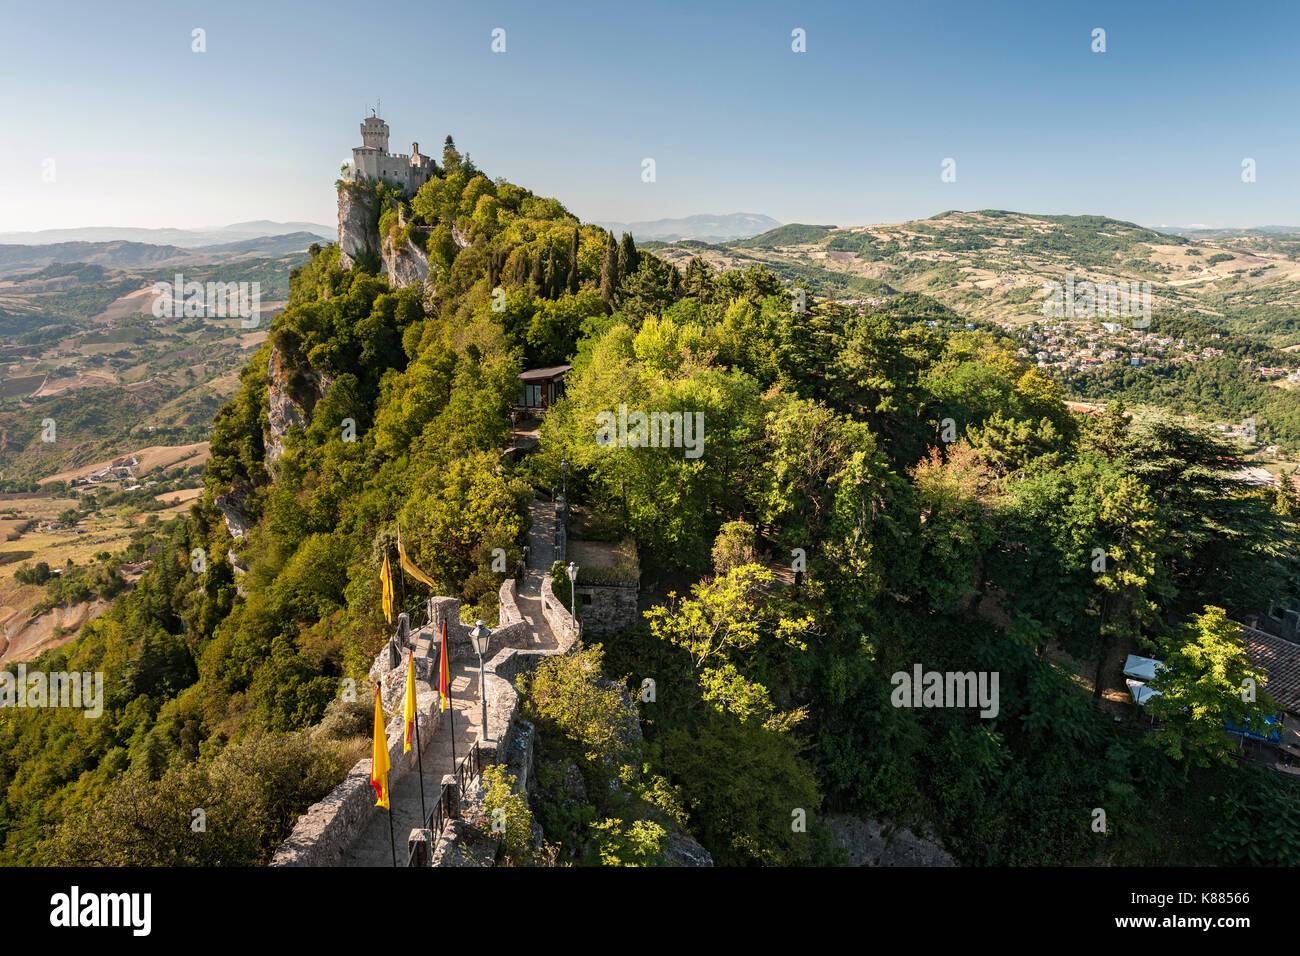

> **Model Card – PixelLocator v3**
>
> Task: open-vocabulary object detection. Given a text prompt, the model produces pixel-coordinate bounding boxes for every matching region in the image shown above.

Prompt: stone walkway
[341,659,482,867]
[340,495,559,865]
[516,495,559,651]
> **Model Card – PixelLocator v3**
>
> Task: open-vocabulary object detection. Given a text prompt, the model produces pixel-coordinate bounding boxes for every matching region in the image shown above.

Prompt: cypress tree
[568,228,580,294]
[600,230,618,310]
[545,246,559,298]
[617,232,638,281]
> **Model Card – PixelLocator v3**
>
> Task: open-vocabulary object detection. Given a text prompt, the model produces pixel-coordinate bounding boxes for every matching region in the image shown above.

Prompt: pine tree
[684,256,713,300]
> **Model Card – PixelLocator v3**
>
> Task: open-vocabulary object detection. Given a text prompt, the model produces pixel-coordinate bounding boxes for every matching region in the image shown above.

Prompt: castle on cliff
[343,112,434,195]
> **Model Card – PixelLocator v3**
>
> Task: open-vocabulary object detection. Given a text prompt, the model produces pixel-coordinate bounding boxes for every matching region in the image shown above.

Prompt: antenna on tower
[376,97,382,119]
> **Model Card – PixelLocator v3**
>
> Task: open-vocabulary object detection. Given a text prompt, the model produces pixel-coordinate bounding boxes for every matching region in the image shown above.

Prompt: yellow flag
[397,525,438,590]
[403,650,417,753]
[370,685,390,809]
[380,551,394,625]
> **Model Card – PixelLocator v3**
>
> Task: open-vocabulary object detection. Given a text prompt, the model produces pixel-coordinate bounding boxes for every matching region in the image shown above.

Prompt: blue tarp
[1224,714,1280,743]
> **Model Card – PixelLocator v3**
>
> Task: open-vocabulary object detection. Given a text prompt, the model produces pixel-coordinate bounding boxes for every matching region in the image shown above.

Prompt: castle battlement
[343,113,434,195]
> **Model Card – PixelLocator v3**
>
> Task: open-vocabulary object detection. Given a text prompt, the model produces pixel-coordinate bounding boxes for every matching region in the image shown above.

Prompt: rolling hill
[647,210,1300,343]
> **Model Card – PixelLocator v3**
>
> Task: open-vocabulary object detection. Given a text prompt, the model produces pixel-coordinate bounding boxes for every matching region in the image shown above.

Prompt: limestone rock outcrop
[382,235,429,289]
[337,182,378,270]
[265,344,331,469]
[215,483,254,541]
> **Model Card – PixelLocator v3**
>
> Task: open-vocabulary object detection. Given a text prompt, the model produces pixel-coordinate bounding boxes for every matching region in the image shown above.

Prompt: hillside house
[1240,623,1300,763]
[518,365,571,413]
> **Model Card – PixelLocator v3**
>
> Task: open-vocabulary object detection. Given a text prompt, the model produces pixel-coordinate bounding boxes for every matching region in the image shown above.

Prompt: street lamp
[470,620,491,743]
[566,561,579,640]
[560,457,568,505]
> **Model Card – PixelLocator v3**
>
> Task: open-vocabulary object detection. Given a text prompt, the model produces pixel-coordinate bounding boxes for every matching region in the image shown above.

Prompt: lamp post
[566,561,579,641]
[470,620,491,743]
[559,457,568,506]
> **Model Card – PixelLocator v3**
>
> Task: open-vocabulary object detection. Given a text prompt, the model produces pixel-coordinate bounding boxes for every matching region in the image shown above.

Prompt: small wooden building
[518,365,571,412]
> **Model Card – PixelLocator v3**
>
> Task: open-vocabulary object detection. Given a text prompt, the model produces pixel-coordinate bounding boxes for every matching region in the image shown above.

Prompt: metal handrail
[405,740,484,867]
[402,594,430,631]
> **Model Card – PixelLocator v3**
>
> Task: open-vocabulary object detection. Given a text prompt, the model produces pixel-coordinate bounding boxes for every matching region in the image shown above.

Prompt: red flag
[439,619,450,712]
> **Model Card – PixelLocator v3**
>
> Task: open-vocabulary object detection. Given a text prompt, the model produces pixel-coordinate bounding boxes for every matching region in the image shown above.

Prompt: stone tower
[360,115,390,152]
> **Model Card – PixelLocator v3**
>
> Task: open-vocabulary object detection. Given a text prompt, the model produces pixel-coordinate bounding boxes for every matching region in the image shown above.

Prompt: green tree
[1148,606,1278,768]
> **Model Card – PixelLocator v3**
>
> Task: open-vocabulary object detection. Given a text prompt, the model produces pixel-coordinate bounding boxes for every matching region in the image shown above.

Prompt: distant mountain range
[0,232,325,277]
[593,213,781,244]
[0,221,335,249]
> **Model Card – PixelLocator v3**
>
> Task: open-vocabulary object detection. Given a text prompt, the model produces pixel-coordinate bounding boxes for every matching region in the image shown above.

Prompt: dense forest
[3,139,1299,867]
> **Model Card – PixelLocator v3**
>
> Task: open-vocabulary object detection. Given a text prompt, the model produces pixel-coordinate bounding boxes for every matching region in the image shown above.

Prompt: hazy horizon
[4,0,1299,233]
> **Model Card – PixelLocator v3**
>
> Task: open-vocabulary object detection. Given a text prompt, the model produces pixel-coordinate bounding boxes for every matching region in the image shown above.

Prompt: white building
[344,114,434,195]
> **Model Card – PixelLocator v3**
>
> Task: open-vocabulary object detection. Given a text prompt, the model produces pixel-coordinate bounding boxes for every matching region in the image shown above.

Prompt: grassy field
[0,476,198,661]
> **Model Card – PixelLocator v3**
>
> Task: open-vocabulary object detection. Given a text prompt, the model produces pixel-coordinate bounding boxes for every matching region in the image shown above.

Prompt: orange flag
[439,619,450,712]
[370,684,390,809]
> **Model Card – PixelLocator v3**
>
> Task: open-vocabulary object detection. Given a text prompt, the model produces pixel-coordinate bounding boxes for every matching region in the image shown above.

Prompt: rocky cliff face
[828,814,956,866]
[211,342,333,541]
[337,183,377,270]
[265,343,332,469]
[382,235,429,289]
[215,484,254,541]
[339,182,430,291]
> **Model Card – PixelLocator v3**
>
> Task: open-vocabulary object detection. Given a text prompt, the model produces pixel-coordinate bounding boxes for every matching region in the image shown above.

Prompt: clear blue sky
[3,0,1298,232]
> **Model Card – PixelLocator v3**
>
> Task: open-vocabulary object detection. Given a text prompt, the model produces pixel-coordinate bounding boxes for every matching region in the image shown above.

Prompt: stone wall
[270,577,575,867]
[270,686,440,867]
[539,571,578,646]
[270,613,441,867]
[575,582,639,637]
[482,573,579,783]
[427,590,533,665]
